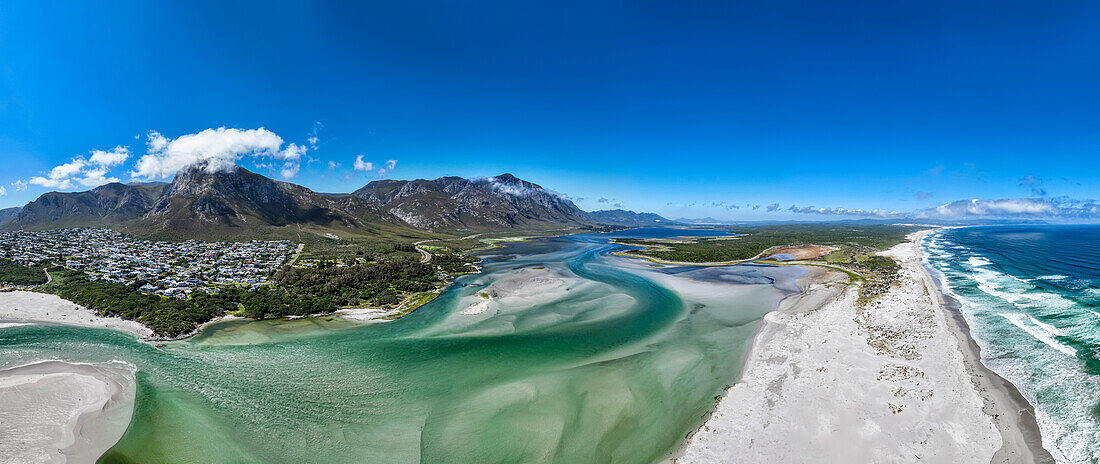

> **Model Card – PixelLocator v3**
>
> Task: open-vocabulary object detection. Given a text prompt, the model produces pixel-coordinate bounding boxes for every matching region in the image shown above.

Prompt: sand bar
[0,360,137,464]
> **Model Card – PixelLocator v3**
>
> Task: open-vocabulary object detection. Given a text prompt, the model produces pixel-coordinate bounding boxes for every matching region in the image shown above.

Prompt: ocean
[923,225,1100,463]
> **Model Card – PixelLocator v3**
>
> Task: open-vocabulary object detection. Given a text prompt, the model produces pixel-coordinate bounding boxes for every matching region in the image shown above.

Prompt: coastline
[677,229,1050,463]
[0,360,136,464]
[0,291,151,339]
[915,231,1054,463]
[0,231,573,341]
[0,268,468,341]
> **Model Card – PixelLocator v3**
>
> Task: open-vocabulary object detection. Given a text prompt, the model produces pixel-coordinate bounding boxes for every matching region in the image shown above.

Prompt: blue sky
[2,1,1099,220]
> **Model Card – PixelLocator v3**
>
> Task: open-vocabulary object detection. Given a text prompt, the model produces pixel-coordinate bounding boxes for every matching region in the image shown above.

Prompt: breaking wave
[923,226,1100,463]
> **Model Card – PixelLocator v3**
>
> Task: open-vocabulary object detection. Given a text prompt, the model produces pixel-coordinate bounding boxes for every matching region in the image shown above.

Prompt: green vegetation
[236,286,338,320]
[432,249,481,274]
[618,224,923,303]
[381,291,440,320]
[275,243,478,309]
[296,237,423,264]
[38,267,241,337]
[275,260,439,307]
[0,258,47,286]
[25,231,484,337]
[617,224,922,263]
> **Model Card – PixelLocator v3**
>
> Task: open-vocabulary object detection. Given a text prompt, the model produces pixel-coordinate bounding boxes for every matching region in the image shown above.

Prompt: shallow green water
[0,229,799,464]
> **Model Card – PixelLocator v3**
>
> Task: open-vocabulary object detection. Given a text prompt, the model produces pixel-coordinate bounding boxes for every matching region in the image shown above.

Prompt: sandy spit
[676,230,1052,463]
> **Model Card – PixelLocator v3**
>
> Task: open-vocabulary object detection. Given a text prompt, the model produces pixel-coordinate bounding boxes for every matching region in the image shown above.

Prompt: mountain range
[0,166,670,240]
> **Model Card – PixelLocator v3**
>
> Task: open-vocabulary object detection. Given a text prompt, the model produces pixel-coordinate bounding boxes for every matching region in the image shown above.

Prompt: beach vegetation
[37,267,240,337]
[617,223,919,303]
[0,258,47,286]
[32,239,480,337]
[616,224,922,263]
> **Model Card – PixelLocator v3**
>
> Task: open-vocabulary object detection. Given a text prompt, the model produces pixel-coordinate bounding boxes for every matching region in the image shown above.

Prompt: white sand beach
[0,360,136,464]
[678,230,1052,463]
[0,291,151,338]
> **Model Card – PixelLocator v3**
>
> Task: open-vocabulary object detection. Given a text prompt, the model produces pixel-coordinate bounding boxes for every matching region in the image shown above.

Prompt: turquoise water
[923,226,1100,463]
[0,228,800,463]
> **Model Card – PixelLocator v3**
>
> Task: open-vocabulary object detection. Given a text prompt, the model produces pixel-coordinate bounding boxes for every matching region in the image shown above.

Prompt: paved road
[413,240,432,263]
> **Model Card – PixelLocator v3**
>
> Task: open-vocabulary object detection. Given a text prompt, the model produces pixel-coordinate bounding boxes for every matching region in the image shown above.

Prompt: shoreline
[0,291,152,339]
[676,229,1050,463]
[0,266,475,341]
[0,230,577,341]
[915,231,1054,463]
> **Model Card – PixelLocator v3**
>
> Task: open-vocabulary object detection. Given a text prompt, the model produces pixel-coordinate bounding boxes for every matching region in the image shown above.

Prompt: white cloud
[281,142,306,161]
[88,146,130,167]
[307,121,323,149]
[277,143,306,179]
[29,144,137,190]
[131,127,307,179]
[376,159,397,177]
[475,175,562,198]
[0,186,6,196]
[770,197,1100,220]
[146,131,168,153]
[76,167,120,187]
[785,205,900,217]
[328,161,340,170]
[10,180,27,192]
[280,164,301,179]
[353,155,374,172]
[49,158,87,179]
[927,198,1061,217]
[29,175,75,190]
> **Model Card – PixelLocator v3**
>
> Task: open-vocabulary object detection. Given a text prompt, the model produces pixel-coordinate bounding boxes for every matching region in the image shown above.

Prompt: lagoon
[1,228,800,463]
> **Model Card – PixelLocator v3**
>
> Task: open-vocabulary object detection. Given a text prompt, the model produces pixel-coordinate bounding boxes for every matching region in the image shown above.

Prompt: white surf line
[999,313,1077,357]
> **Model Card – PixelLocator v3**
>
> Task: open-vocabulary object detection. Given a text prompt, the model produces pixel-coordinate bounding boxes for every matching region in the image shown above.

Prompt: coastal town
[0,228,296,298]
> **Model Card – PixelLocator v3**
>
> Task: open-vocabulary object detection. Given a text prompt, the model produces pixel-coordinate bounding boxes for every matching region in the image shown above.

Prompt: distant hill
[351,174,594,232]
[0,207,21,226]
[9,183,166,229]
[4,168,674,240]
[675,217,745,225]
[3,166,420,240]
[135,165,416,240]
[586,209,676,227]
